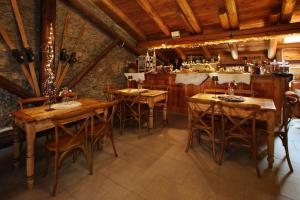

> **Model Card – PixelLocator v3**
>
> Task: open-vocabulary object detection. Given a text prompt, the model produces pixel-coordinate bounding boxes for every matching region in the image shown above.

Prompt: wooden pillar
[40,0,56,93]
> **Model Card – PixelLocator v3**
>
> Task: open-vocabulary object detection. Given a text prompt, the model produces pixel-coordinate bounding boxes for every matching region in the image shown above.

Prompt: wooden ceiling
[91,0,300,61]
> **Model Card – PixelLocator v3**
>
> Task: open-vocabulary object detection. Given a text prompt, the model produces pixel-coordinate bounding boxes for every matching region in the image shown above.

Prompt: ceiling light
[284,35,300,43]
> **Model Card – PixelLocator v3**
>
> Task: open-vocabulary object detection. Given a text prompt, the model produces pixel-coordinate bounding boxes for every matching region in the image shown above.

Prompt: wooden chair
[121,92,149,133]
[185,97,219,162]
[89,100,119,173]
[152,85,169,127]
[218,101,261,177]
[273,92,299,172]
[44,108,93,196]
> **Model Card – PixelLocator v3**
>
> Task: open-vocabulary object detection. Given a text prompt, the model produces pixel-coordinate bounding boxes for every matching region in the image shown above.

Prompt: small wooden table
[191,93,277,169]
[115,89,168,128]
[12,98,107,189]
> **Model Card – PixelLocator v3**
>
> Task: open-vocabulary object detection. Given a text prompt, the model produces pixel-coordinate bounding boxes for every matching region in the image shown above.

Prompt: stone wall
[0,0,137,127]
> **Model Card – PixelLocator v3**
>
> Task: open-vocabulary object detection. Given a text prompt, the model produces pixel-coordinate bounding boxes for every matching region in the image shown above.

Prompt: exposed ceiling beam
[229,43,238,60]
[219,8,238,60]
[94,0,146,41]
[269,12,280,25]
[176,0,201,33]
[136,0,170,36]
[268,39,278,59]
[268,11,280,60]
[219,10,231,30]
[0,75,33,98]
[201,47,212,60]
[137,22,300,49]
[225,0,239,29]
[64,0,140,55]
[280,0,297,23]
[175,48,187,60]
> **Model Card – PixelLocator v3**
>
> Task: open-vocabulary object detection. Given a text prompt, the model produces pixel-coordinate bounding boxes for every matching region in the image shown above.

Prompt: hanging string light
[42,23,56,104]
[149,33,300,50]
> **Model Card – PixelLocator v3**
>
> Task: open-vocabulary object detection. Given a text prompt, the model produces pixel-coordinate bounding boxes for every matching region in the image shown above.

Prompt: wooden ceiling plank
[225,0,239,29]
[280,0,297,23]
[175,48,187,60]
[94,0,146,41]
[136,0,170,36]
[64,0,140,55]
[137,22,300,49]
[180,12,195,34]
[176,0,201,33]
[229,43,238,60]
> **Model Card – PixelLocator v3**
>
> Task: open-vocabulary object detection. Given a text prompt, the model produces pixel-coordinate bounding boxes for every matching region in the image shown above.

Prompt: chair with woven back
[272,92,299,172]
[89,100,119,173]
[121,92,149,133]
[218,101,261,177]
[44,108,93,196]
[185,97,219,162]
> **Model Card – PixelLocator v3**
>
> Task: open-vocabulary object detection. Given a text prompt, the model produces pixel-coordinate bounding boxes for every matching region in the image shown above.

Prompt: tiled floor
[1,114,300,200]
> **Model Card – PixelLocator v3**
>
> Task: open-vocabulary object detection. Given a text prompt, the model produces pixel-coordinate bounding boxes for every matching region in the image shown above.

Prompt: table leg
[25,124,36,189]
[149,103,154,129]
[163,102,167,125]
[267,112,275,169]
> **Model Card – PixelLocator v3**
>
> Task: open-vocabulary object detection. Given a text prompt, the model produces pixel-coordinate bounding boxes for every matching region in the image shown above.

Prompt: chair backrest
[51,108,93,152]
[283,92,299,131]
[18,96,49,109]
[185,97,216,131]
[92,100,118,139]
[121,92,142,106]
[218,101,260,140]
[103,86,119,101]
[291,80,300,91]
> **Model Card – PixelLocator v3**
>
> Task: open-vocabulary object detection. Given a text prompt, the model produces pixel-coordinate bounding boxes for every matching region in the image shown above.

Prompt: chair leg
[251,137,261,178]
[282,134,293,172]
[109,129,118,157]
[185,128,193,152]
[43,151,51,177]
[52,154,59,196]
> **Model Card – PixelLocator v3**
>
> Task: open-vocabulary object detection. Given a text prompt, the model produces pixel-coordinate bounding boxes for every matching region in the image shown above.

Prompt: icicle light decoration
[42,23,56,104]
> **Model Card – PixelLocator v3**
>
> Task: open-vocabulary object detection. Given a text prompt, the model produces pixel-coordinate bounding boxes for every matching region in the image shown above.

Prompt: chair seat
[46,133,84,153]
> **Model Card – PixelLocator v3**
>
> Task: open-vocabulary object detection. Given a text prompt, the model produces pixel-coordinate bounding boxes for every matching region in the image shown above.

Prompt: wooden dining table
[191,93,277,169]
[114,88,168,128]
[11,98,107,189]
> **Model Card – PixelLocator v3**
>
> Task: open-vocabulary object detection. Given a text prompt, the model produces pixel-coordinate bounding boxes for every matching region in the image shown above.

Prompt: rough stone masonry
[0,0,137,128]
